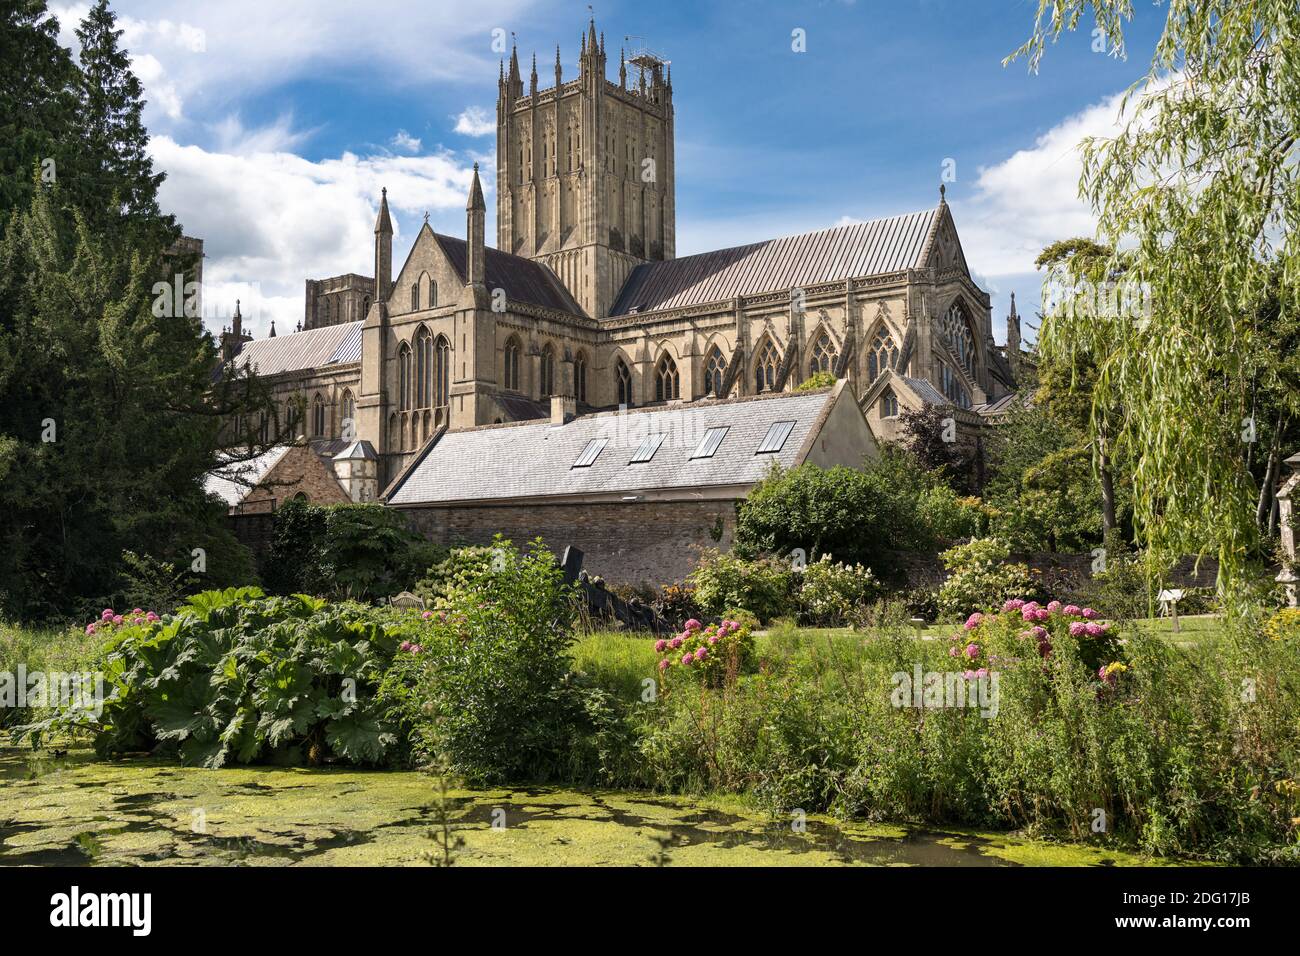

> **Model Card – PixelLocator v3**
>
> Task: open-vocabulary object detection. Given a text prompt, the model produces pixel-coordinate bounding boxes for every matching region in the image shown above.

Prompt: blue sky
[50,0,1168,339]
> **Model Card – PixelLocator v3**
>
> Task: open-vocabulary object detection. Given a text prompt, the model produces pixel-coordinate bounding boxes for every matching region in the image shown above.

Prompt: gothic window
[867,326,898,383]
[754,339,780,393]
[704,345,727,396]
[415,327,432,408]
[388,413,399,450]
[942,301,976,375]
[361,296,370,318]
[311,393,326,437]
[411,282,419,312]
[809,332,837,376]
[428,278,437,308]
[504,336,521,391]
[940,363,972,409]
[398,344,413,411]
[616,358,633,407]
[655,353,679,402]
[340,390,356,437]
[539,344,556,397]
[574,351,588,404]
[435,335,450,407]
[880,388,899,418]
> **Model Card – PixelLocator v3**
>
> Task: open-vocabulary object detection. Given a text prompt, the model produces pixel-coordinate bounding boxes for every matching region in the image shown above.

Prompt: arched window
[867,325,899,383]
[428,278,437,308]
[340,389,356,438]
[411,282,420,312]
[942,301,976,375]
[616,358,633,407]
[361,296,370,318]
[654,353,679,402]
[388,413,400,450]
[311,393,326,437]
[414,327,432,408]
[398,344,413,411]
[809,331,837,376]
[435,335,450,407]
[504,336,521,390]
[704,345,727,397]
[754,339,780,393]
[539,344,555,397]
[574,351,588,404]
[880,388,899,418]
[940,363,972,409]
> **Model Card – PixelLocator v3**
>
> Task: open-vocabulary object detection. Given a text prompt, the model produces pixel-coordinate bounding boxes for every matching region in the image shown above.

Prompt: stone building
[217,17,1026,577]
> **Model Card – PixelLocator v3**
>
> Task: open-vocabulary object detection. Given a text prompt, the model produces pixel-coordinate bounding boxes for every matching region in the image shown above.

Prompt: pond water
[0,749,1171,867]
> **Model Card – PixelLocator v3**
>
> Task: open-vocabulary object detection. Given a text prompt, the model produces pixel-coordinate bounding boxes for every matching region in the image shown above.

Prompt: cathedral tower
[496,19,676,318]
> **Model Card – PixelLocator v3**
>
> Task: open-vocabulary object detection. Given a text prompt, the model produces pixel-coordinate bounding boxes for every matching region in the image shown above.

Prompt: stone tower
[496,19,676,318]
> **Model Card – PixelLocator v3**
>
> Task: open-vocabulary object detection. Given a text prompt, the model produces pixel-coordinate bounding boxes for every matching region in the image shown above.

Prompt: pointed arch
[311,392,326,438]
[398,343,413,411]
[503,335,521,391]
[703,344,727,397]
[940,362,972,409]
[654,353,680,402]
[615,356,633,407]
[940,298,976,375]
[435,334,450,407]
[414,326,433,408]
[866,323,899,383]
[880,387,899,418]
[574,350,588,404]
[808,330,837,376]
[539,342,556,397]
[754,337,781,393]
[339,389,356,438]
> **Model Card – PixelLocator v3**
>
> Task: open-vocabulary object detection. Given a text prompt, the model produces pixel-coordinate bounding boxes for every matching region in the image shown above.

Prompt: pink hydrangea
[399,641,412,652]
[658,658,670,671]
[1063,604,1082,617]
[681,653,693,666]
[684,619,702,632]
[964,613,983,630]
[112,615,123,625]
[654,639,667,652]
[1085,622,1106,638]
[965,643,980,659]
[1030,625,1048,641]
[962,669,976,680]
[669,636,684,649]
[1020,603,1040,621]
[1003,598,1026,612]
[146,611,159,622]
[708,634,719,645]
[102,609,114,620]
[85,623,97,635]
[1069,621,1088,637]
[1046,600,1062,613]
[1034,608,1051,622]
[1082,608,1099,620]
[975,668,989,678]
[694,647,707,661]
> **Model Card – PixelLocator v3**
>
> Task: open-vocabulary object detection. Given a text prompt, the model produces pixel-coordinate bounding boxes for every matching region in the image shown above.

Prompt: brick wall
[400,499,736,586]
[240,445,350,511]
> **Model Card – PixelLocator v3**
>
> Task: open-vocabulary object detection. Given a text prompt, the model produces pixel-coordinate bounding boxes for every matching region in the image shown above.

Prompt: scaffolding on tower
[623,35,668,89]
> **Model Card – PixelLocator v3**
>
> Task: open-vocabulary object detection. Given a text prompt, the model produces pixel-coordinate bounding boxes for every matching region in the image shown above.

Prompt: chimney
[551,394,576,425]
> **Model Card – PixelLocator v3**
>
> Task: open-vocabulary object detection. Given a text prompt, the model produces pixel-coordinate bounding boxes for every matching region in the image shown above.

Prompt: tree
[1009,0,1300,586]
[897,405,979,493]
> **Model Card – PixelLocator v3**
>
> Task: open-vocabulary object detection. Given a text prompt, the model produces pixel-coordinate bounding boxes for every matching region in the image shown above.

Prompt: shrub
[1264,607,1300,642]
[653,618,756,687]
[796,370,837,392]
[721,607,762,632]
[27,588,415,766]
[688,549,795,624]
[797,556,881,627]
[414,545,501,606]
[266,500,444,601]
[655,583,703,629]
[936,537,1036,620]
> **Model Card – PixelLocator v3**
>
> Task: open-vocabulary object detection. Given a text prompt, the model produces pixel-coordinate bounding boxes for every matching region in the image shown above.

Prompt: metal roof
[203,445,291,506]
[434,234,585,316]
[610,209,938,316]
[387,388,840,506]
[233,322,363,377]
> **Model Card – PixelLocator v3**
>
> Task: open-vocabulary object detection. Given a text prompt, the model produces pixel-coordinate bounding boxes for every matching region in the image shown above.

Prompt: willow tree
[1009,1,1300,589]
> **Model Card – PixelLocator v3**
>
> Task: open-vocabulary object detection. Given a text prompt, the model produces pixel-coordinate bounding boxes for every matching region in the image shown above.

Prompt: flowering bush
[654,618,755,688]
[948,596,1123,677]
[688,549,795,624]
[1263,607,1300,643]
[84,606,160,636]
[797,556,881,626]
[936,537,1037,620]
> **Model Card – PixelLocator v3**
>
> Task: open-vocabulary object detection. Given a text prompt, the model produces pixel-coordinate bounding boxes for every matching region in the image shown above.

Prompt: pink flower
[1031,626,1048,641]
[1046,601,1062,613]
[112,615,123,625]
[101,609,113,620]
[694,647,707,661]
[708,634,719,645]
[399,641,412,652]
[681,653,693,666]
[132,608,143,615]
[684,619,702,632]
[1069,621,1088,637]
[965,643,980,659]
[146,612,159,622]
[85,623,96,635]
[974,668,989,678]
[962,669,976,679]
[964,613,983,630]
[422,610,433,620]
[1003,598,1025,612]
[1082,608,1099,620]
[654,639,667,652]
[1063,604,1082,617]
[1020,603,1040,621]
[658,659,670,671]
[1035,608,1052,622]
[1085,622,1105,638]
[669,636,684,649]
[410,644,423,654]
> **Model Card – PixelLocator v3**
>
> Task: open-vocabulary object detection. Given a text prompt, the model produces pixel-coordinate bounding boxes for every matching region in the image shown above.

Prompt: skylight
[630,432,667,463]
[756,420,796,454]
[690,426,729,459]
[572,438,607,468]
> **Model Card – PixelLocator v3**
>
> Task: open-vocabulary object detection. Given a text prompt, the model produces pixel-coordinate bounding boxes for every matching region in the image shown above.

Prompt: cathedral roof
[385,385,857,507]
[432,233,585,316]
[231,321,363,377]
[610,208,939,316]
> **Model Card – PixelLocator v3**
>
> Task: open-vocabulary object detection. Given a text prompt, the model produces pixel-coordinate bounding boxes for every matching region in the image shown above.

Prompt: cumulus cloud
[453,107,495,137]
[150,135,487,337]
[390,129,422,153]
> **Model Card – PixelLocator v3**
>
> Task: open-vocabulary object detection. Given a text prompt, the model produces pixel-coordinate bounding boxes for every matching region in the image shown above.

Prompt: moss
[0,749,1199,867]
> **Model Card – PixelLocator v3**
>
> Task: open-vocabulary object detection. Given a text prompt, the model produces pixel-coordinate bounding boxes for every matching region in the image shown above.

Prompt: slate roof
[203,446,291,506]
[902,376,948,406]
[610,209,938,316]
[232,322,363,377]
[433,233,585,316]
[386,388,840,506]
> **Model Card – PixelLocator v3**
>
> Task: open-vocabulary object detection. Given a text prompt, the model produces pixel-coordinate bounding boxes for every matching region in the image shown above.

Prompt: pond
[0,749,1176,867]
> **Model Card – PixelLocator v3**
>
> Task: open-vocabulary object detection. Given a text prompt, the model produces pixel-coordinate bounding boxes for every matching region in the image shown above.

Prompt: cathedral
[216,19,1023,578]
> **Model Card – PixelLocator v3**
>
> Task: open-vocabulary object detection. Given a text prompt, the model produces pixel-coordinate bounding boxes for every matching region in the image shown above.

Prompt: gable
[923,204,970,275]
[390,224,463,315]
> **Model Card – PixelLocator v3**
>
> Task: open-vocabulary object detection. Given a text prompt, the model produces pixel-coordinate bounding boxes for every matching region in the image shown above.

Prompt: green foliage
[936,538,1037,619]
[796,371,837,392]
[797,556,881,627]
[25,587,416,766]
[266,500,443,601]
[688,549,796,624]
[897,406,979,493]
[414,545,500,606]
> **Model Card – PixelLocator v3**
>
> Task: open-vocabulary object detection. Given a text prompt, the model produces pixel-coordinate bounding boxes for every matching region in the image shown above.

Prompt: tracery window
[942,301,976,375]
[704,346,727,396]
[504,336,521,391]
[809,332,837,376]
[616,358,633,407]
[574,352,588,404]
[435,335,450,407]
[867,326,898,383]
[754,339,780,393]
[655,354,680,402]
[540,344,555,397]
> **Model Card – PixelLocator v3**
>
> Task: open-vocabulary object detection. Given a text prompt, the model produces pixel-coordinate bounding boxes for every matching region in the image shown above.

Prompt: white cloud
[211,113,314,154]
[390,129,422,153]
[150,135,488,337]
[453,107,495,137]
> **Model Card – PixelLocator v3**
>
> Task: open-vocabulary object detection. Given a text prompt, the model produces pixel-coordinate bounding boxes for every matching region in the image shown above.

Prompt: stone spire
[530,52,538,96]
[466,164,486,287]
[554,44,562,86]
[1006,292,1021,361]
[619,47,626,87]
[374,187,392,303]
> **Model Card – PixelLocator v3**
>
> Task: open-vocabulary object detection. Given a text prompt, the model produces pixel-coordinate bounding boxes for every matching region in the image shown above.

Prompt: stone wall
[400,499,736,586]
